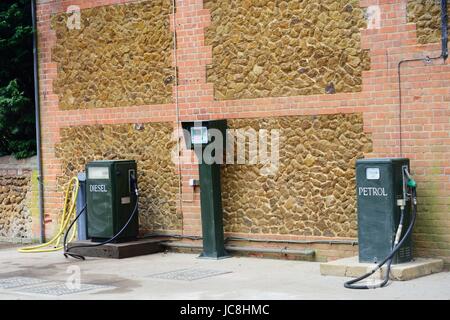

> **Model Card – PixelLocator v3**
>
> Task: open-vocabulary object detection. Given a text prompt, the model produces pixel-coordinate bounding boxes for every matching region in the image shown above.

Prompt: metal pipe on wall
[225,236,357,246]
[171,0,185,236]
[161,241,316,257]
[31,0,45,243]
[441,0,448,60]
[143,233,358,245]
[225,245,315,257]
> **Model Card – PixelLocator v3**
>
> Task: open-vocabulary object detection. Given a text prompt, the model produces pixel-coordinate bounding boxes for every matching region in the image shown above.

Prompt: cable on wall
[397,0,448,157]
[171,0,184,236]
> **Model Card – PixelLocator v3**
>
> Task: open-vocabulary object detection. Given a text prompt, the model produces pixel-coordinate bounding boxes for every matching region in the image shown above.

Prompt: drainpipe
[441,0,448,60]
[31,0,45,243]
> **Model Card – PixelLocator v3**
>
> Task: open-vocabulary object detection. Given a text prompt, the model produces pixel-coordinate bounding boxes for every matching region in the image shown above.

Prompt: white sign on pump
[88,167,110,180]
[366,167,380,180]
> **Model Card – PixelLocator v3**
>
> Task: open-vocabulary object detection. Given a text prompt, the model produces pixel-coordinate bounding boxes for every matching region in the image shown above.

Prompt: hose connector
[407,178,417,189]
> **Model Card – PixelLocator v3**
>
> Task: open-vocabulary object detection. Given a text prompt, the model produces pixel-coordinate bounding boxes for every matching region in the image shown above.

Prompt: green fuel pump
[63,160,140,260]
[182,120,229,259]
[345,158,418,289]
[85,160,139,242]
[356,158,413,264]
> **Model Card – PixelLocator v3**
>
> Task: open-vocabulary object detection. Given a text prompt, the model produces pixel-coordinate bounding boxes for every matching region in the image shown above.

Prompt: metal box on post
[356,158,413,264]
[86,160,139,242]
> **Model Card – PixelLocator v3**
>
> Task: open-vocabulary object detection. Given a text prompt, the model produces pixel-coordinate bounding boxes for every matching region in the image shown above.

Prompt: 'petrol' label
[89,184,107,193]
[358,187,388,197]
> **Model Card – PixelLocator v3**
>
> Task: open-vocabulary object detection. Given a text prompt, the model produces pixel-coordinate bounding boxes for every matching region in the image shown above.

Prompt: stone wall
[55,123,180,232]
[52,0,174,110]
[0,156,36,241]
[0,175,32,239]
[222,113,372,238]
[205,0,370,100]
[407,0,450,44]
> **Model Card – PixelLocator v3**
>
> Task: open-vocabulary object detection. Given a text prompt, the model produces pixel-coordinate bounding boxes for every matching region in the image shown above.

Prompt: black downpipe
[441,0,448,60]
[31,0,45,243]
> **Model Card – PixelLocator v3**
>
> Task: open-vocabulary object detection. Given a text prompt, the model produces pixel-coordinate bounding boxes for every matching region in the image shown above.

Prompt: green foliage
[0,0,35,159]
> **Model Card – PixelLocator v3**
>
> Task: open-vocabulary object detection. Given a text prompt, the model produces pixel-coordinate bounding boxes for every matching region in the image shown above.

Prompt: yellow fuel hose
[18,177,79,253]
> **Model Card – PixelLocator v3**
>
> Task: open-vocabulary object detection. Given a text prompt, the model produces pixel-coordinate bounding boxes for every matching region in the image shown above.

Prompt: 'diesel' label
[89,184,107,193]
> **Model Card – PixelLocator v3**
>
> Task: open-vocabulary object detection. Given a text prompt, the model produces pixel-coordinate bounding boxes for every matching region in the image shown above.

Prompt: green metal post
[198,162,228,259]
[182,119,229,259]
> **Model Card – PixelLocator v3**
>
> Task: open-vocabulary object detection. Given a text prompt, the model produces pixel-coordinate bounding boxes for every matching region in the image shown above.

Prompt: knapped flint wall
[205,0,370,100]
[407,0,450,44]
[55,123,180,232]
[52,0,174,110]
[0,175,32,239]
[221,113,372,238]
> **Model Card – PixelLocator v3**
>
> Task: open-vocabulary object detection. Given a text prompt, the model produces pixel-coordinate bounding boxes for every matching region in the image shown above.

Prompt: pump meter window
[191,127,208,145]
[366,167,380,180]
[88,167,110,179]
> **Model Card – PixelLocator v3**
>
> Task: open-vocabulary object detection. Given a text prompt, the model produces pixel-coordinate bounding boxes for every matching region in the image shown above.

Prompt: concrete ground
[0,243,449,300]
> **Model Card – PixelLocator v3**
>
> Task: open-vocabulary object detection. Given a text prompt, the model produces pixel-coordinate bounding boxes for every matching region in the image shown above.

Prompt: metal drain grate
[13,282,113,296]
[0,277,47,289]
[149,268,232,281]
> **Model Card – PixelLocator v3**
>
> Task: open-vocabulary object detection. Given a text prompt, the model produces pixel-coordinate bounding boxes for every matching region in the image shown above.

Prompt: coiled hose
[18,177,79,253]
[344,185,417,289]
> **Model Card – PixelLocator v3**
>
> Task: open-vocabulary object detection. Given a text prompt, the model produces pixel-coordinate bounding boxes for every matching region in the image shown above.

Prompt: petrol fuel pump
[345,158,418,289]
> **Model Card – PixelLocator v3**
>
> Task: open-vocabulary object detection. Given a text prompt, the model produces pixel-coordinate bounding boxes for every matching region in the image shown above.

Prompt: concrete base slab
[320,256,444,281]
[67,238,165,259]
[1,246,450,299]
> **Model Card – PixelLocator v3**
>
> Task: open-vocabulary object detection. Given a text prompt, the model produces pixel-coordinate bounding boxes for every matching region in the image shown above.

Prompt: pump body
[86,160,139,242]
[356,158,412,264]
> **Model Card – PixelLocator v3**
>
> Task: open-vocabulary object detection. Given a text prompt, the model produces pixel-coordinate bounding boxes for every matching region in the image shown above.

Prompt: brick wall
[35,0,450,264]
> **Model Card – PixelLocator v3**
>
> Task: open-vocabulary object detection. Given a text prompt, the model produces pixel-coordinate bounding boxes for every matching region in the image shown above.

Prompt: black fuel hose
[62,204,87,260]
[64,179,139,260]
[344,186,417,289]
[352,210,405,290]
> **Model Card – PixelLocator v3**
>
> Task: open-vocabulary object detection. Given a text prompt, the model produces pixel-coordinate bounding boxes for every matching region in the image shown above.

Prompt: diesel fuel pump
[345,158,418,289]
[63,160,140,260]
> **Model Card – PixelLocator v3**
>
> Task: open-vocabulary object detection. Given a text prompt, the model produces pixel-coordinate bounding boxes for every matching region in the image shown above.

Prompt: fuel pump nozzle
[394,168,415,250]
[403,167,417,189]
[130,170,138,197]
